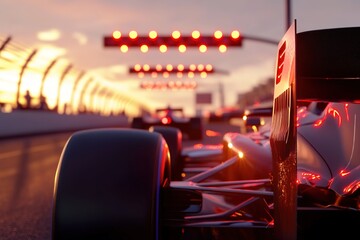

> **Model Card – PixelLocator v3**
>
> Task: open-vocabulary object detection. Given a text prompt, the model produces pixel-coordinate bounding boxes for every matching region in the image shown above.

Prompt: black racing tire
[52,128,170,240]
[131,117,144,129]
[188,117,203,140]
[150,126,183,180]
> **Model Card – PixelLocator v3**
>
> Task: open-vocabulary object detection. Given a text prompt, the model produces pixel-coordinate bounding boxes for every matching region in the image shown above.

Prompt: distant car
[241,102,273,133]
[131,106,203,140]
[208,106,244,122]
[52,24,360,240]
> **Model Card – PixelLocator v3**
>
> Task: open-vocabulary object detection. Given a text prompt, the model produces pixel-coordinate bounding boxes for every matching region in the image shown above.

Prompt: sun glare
[37,28,61,41]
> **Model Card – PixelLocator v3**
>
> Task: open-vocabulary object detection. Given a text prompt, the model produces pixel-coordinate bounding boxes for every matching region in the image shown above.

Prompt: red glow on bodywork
[343,181,360,194]
[296,107,308,127]
[299,172,321,185]
[340,169,351,177]
[296,117,300,127]
[313,107,342,127]
[345,103,350,121]
[314,119,323,127]
[328,108,341,126]
[214,206,225,214]
[206,130,221,137]
[302,172,321,180]
[268,220,274,227]
[297,107,308,119]
[193,143,204,149]
[192,143,222,150]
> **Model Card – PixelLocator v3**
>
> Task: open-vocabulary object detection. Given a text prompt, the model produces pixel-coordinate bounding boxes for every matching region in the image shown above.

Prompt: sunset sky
[1,0,359,114]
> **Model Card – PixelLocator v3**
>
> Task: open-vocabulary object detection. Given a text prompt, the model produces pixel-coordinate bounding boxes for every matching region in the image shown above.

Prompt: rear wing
[156,108,183,112]
[270,20,360,240]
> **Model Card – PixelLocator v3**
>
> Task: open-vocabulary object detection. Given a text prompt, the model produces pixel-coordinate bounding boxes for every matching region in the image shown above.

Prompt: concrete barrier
[0,110,130,138]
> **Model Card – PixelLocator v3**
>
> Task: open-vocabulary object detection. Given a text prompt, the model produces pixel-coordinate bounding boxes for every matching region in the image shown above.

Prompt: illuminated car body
[222,101,360,196]
[131,107,203,140]
[52,23,360,240]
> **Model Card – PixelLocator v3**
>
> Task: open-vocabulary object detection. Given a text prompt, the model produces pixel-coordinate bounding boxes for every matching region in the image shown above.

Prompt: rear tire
[131,117,145,129]
[189,117,203,140]
[52,128,170,240]
[150,126,183,180]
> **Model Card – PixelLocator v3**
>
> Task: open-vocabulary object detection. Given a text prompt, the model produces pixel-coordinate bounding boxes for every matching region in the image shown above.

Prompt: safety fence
[0,36,152,118]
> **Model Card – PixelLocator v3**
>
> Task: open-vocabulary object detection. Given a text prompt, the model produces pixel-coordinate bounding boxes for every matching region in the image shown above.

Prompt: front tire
[52,128,170,240]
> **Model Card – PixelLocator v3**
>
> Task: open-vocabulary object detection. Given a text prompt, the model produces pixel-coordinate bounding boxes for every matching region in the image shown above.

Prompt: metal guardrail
[0,109,129,139]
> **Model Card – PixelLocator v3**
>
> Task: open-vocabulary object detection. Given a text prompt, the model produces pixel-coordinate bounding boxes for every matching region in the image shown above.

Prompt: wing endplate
[270,21,297,240]
[271,22,360,240]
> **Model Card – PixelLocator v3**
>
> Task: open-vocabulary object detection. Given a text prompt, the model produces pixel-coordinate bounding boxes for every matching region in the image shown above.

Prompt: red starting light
[178,44,186,53]
[140,81,197,90]
[231,30,240,39]
[172,31,181,39]
[129,64,215,75]
[166,64,173,71]
[104,30,242,51]
[129,31,138,39]
[134,64,141,71]
[155,64,162,71]
[112,31,121,39]
[205,64,213,71]
[199,44,207,53]
[140,45,149,53]
[159,44,167,53]
[120,45,128,53]
[214,30,222,39]
[192,30,201,39]
[143,64,150,71]
[177,64,184,71]
[149,30,157,39]
[197,64,204,71]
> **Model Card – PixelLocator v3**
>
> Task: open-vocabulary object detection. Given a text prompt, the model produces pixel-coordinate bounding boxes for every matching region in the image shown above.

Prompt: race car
[240,101,273,133]
[208,106,244,123]
[131,106,203,140]
[52,22,360,240]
